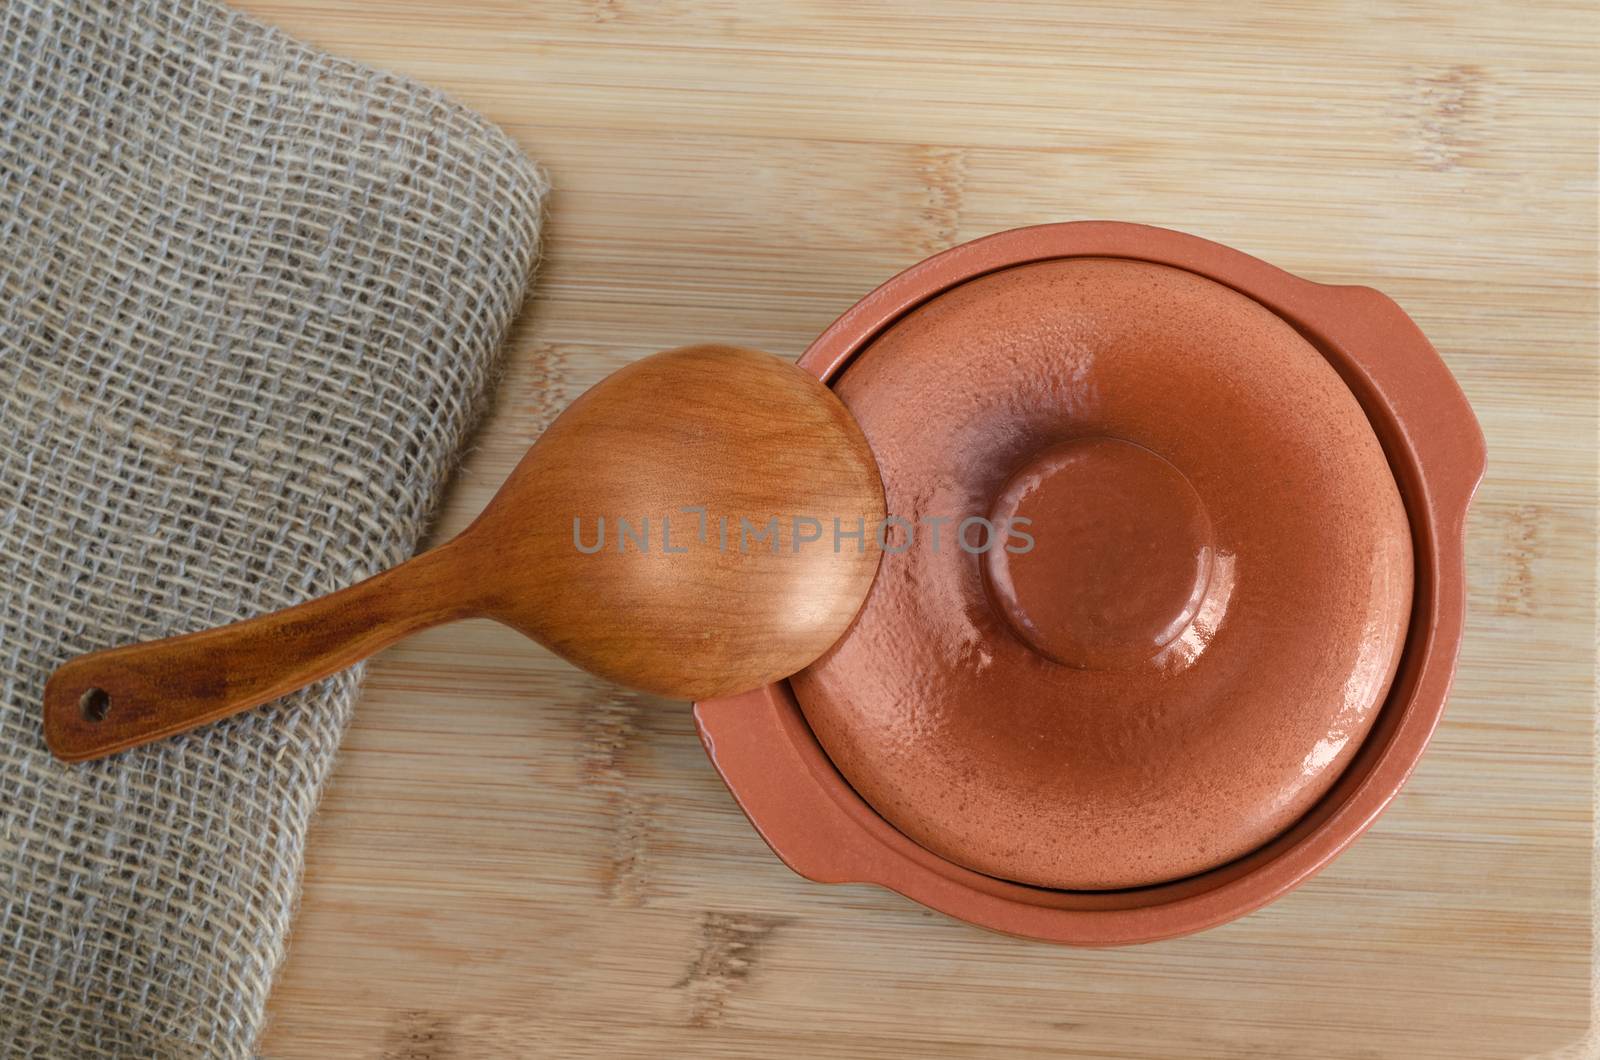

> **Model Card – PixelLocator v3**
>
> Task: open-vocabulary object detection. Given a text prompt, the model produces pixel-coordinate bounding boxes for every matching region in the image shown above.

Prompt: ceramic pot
[694,221,1485,945]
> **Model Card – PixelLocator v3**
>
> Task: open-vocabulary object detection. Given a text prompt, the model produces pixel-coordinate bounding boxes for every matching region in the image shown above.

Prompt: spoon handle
[42,539,481,763]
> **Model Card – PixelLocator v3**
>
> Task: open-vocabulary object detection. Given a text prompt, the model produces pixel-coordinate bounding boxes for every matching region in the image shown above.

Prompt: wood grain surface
[235,2,1597,1056]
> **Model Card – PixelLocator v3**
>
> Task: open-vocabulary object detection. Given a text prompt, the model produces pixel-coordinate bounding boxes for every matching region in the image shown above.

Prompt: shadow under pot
[695,221,1485,945]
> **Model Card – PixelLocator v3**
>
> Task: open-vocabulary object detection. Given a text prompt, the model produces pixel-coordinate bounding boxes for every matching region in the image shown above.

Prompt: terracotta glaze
[696,222,1486,943]
[789,257,1413,890]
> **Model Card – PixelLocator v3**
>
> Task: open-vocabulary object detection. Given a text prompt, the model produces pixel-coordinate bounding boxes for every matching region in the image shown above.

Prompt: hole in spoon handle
[42,544,479,762]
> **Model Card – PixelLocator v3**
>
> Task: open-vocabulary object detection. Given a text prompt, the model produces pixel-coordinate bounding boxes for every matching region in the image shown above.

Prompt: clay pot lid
[790,256,1414,891]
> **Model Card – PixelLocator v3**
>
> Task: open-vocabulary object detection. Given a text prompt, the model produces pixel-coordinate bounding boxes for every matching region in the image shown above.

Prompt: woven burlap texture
[0,0,546,1055]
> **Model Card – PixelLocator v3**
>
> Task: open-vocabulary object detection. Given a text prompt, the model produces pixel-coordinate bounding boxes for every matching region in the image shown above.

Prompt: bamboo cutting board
[242,2,1598,1056]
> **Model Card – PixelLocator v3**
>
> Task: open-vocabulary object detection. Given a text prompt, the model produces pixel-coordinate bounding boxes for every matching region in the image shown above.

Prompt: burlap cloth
[0,0,547,1054]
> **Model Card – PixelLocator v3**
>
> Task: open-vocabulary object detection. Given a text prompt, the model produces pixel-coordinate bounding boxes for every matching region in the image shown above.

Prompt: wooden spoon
[43,345,884,763]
